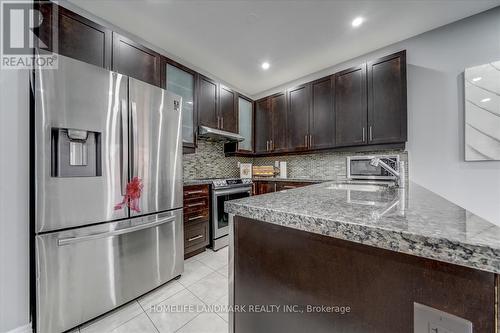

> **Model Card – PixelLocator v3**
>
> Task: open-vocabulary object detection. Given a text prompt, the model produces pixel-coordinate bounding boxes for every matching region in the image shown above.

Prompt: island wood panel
[233,216,496,333]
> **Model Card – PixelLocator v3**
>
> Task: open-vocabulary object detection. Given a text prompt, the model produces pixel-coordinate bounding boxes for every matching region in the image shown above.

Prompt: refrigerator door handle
[57,215,175,246]
[120,99,128,195]
[131,101,139,178]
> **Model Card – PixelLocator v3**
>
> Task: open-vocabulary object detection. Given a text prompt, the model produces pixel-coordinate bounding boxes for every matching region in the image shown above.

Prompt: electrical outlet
[429,322,454,333]
[414,303,472,333]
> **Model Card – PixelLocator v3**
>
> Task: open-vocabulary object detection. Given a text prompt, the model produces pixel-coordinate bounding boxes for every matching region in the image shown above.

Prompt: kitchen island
[225,181,500,332]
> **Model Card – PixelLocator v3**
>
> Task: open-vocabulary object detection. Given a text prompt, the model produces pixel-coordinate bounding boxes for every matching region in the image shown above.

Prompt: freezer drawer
[35,209,183,333]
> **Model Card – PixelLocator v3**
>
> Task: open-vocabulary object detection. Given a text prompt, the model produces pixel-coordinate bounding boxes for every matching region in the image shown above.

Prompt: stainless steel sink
[326,183,389,192]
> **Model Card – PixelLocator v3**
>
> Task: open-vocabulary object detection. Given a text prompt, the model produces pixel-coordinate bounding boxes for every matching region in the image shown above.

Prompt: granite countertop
[252,177,328,183]
[183,179,214,186]
[183,177,329,186]
[225,181,500,274]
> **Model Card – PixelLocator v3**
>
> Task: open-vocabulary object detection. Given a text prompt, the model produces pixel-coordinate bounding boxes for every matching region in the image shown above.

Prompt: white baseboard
[3,323,32,333]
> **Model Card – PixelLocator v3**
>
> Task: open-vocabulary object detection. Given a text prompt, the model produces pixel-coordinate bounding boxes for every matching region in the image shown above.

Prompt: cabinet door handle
[304,135,308,147]
[185,190,204,195]
[188,235,203,242]
[221,117,224,129]
[266,140,269,151]
[188,215,205,221]
[271,140,274,151]
[309,134,313,148]
[369,126,373,141]
[362,127,366,142]
[187,202,205,208]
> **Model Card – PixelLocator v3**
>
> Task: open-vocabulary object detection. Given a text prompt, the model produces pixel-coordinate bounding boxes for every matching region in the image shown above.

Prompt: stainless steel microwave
[347,155,400,180]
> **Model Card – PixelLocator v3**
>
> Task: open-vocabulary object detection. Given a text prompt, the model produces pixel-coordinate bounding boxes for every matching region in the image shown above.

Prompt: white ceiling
[68,0,500,97]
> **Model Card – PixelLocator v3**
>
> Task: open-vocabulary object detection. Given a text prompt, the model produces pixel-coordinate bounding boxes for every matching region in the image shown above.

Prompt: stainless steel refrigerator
[32,55,184,333]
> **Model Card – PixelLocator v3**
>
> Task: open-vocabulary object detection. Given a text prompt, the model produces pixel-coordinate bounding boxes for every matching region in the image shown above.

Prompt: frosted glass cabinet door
[238,97,253,151]
[166,64,195,144]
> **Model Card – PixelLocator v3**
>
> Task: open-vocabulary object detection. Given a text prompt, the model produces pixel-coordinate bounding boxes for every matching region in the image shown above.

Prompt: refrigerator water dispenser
[51,128,102,177]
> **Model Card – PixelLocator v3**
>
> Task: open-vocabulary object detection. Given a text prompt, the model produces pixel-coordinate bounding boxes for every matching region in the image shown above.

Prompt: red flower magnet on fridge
[115,177,143,213]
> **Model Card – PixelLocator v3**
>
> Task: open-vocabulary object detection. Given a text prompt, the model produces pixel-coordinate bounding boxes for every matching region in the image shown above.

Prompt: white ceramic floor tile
[212,294,229,322]
[109,313,157,333]
[187,272,228,305]
[80,301,143,333]
[147,289,204,333]
[196,248,228,270]
[217,265,228,278]
[139,280,185,311]
[178,259,214,287]
[175,312,228,333]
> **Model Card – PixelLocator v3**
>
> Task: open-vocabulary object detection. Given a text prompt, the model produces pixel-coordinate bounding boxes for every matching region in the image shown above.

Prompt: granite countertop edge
[225,186,500,274]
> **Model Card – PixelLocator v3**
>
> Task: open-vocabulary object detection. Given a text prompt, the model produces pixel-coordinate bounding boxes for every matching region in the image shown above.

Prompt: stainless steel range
[211,178,252,250]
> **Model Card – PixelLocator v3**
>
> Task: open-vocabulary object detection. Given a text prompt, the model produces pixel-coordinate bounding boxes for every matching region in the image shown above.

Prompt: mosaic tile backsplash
[183,141,252,179]
[183,140,408,180]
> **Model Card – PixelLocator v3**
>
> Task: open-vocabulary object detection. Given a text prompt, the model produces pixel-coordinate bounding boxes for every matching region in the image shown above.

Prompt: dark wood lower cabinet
[254,181,276,195]
[183,184,210,258]
[253,181,317,195]
[233,217,496,333]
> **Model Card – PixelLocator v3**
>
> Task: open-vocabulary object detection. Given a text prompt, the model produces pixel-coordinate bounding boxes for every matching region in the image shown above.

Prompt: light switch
[414,303,472,333]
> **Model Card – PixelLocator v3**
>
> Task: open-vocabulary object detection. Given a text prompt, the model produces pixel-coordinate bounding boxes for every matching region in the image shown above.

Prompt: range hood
[198,125,245,142]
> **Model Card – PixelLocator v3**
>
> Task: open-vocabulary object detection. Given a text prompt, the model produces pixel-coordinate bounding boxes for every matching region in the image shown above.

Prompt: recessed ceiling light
[481,98,491,103]
[352,17,364,28]
[472,77,482,82]
[261,62,270,70]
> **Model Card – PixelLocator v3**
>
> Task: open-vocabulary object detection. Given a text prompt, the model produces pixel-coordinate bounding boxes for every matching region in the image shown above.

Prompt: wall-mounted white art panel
[465,61,500,161]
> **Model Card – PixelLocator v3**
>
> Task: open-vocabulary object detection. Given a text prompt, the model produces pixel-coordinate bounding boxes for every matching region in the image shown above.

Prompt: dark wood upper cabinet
[310,76,335,150]
[367,50,407,144]
[335,64,368,147]
[36,3,112,69]
[270,93,287,153]
[254,98,272,154]
[112,33,161,87]
[219,86,238,133]
[197,75,218,129]
[287,84,311,152]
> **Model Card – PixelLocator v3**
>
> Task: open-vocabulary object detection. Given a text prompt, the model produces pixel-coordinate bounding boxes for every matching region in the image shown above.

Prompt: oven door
[212,186,252,239]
